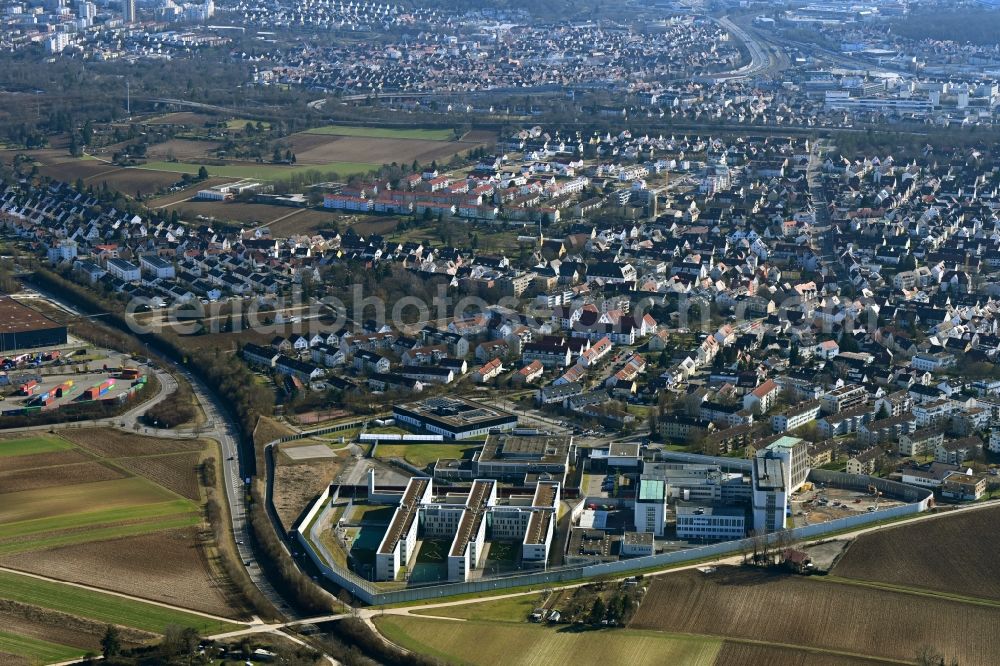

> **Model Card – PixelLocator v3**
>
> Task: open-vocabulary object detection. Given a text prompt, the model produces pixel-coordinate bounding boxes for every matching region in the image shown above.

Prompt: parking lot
[0,342,142,411]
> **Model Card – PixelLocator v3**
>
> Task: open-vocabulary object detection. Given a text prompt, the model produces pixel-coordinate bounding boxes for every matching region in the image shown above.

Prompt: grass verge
[0,629,83,664]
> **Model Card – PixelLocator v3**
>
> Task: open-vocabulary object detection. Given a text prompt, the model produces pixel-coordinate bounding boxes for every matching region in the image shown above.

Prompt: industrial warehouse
[0,297,67,352]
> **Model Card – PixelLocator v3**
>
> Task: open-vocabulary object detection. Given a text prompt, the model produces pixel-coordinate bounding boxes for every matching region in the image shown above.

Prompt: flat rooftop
[479,434,572,464]
[396,396,515,430]
[524,510,551,545]
[753,455,786,491]
[767,436,805,452]
[450,479,493,558]
[0,297,64,335]
[608,441,641,458]
[532,481,558,509]
[567,528,616,560]
[622,531,654,546]
[378,478,429,555]
[638,477,666,502]
[676,501,746,518]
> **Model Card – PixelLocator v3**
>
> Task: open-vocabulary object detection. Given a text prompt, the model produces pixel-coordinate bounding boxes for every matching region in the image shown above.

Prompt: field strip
[132,160,380,181]
[374,616,725,666]
[0,437,73,457]
[0,568,246,632]
[0,629,83,664]
[0,500,197,540]
[303,125,454,141]
[694,632,913,665]
[82,166,127,183]
[0,514,201,555]
[821,575,1000,608]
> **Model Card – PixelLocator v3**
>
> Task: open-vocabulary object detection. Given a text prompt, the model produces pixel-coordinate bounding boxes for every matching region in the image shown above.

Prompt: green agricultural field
[0,629,83,664]
[305,125,455,141]
[0,436,73,457]
[0,513,200,556]
[0,477,188,525]
[374,443,478,468]
[0,500,197,541]
[136,161,379,181]
[374,616,723,666]
[225,119,271,130]
[0,570,239,635]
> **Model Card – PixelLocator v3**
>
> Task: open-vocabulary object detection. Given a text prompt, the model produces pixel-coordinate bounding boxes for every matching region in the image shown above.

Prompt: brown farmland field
[713,643,900,666]
[60,428,206,458]
[38,160,119,183]
[462,129,498,143]
[144,139,223,161]
[265,208,340,237]
[0,528,235,617]
[165,200,301,227]
[630,567,1000,664]
[84,168,180,196]
[146,177,235,208]
[285,133,476,166]
[832,506,1000,601]
[0,449,91,473]
[146,112,217,126]
[0,462,125,495]
[115,452,203,501]
[0,477,181,525]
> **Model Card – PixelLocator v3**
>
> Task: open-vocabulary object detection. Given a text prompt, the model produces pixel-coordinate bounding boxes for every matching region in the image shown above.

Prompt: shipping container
[18,380,38,395]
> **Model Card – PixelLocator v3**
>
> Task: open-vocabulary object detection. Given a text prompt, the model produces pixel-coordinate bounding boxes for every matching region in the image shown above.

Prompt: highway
[713,16,771,81]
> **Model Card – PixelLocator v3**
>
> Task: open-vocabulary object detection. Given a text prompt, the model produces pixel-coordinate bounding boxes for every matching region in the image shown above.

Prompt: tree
[789,343,800,366]
[197,166,209,180]
[588,597,606,624]
[838,329,859,353]
[100,625,121,660]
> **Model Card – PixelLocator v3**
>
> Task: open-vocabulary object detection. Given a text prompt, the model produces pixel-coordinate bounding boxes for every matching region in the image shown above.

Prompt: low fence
[359,433,444,443]
[275,419,371,445]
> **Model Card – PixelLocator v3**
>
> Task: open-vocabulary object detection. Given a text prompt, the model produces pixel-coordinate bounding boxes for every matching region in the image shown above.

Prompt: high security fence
[287,467,934,606]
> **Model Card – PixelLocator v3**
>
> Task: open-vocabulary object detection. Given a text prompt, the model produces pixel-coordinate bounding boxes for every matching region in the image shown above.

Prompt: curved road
[17,285,299,621]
